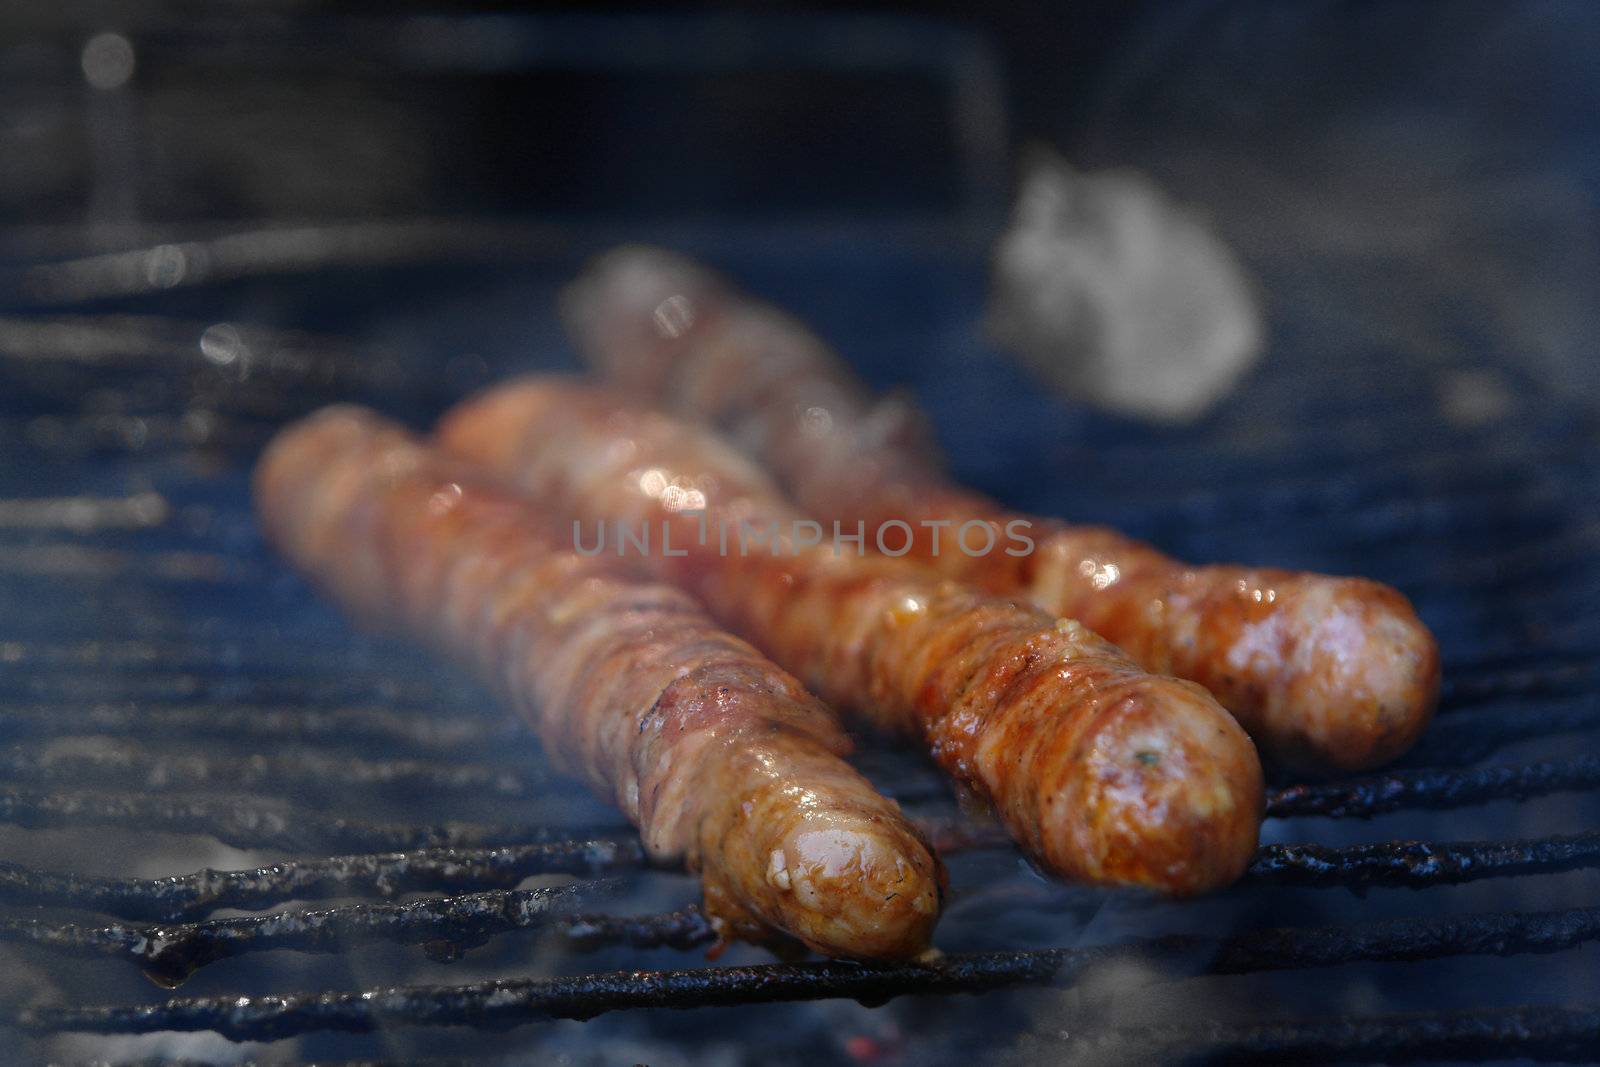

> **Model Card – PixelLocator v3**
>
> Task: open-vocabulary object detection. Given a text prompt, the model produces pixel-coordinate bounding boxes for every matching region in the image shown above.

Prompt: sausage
[252,406,944,960]
[437,379,1264,894]
[561,247,1441,773]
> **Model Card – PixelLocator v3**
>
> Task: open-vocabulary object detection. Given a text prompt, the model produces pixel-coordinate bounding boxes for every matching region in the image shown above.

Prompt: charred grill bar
[19,906,1600,1038]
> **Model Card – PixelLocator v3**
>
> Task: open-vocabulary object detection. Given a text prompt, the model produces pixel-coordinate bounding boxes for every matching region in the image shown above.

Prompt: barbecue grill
[2,8,1599,1065]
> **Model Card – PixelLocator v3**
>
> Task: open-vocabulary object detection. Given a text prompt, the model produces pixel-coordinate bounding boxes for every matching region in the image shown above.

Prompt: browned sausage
[437,379,1264,894]
[253,406,944,960]
[563,247,1441,773]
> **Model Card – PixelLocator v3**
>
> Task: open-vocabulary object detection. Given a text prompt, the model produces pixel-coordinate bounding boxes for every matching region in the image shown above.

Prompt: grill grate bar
[0,702,527,755]
[0,545,252,584]
[554,907,716,954]
[0,742,540,798]
[0,493,171,532]
[23,906,1599,1038]
[0,883,625,987]
[0,675,470,708]
[0,787,627,853]
[0,311,412,384]
[1247,831,1600,890]
[0,671,467,706]
[1266,756,1600,819]
[1035,1004,1600,1065]
[5,221,571,306]
[0,418,273,458]
[0,840,644,922]
[0,640,437,675]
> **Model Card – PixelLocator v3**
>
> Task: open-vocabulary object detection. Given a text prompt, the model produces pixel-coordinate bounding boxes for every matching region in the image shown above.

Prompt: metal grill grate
[0,223,1597,1064]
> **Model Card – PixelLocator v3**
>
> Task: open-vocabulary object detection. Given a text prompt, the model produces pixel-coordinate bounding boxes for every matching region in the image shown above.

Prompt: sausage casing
[253,406,944,960]
[563,247,1440,772]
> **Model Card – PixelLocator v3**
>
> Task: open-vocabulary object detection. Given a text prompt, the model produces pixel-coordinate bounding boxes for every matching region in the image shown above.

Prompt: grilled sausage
[437,379,1263,894]
[562,247,1441,773]
[253,406,944,960]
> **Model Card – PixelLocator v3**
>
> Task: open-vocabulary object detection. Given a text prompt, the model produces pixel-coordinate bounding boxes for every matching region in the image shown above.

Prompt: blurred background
[2,3,1599,1064]
[4,1,1598,414]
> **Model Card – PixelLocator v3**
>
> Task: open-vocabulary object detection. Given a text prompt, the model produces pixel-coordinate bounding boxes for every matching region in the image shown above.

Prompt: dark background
[3,2,1595,406]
